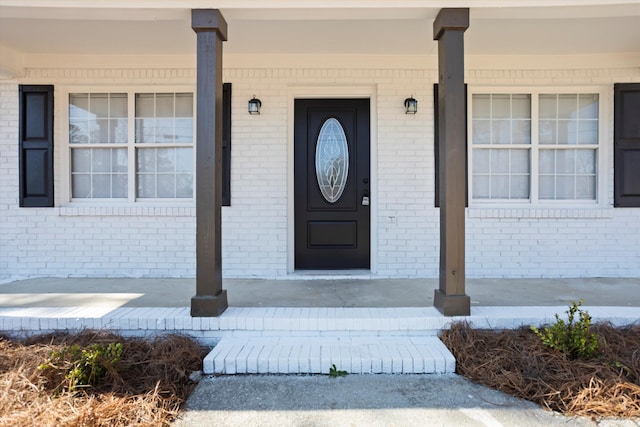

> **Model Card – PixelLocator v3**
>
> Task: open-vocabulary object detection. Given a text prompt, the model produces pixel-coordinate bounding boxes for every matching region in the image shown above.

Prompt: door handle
[362,192,370,206]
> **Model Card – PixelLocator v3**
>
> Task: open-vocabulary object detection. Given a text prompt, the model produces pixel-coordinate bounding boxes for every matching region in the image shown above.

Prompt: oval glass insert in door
[315,118,349,203]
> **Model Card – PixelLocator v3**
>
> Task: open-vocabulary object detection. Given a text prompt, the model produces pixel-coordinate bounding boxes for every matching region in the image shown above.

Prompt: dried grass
[0,331,206,427]
[441,322,640,418]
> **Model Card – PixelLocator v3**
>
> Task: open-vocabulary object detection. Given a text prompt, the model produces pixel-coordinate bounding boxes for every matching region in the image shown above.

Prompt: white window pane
[511,95,531,119]
[69,94,89,119]
[176,174,193,198]
[72,149,91,172]
[136,94,155,117]
[511,120,531,144]
[134,93,194,145]
[157,174,175,198]
[576,150,596,174]
[72,174,91,198]
[155,119,175,143]
[156,93,174,117]
[539,176,555,199]
[510,175,530,199]
[539,150,555,174]
[491,149,510,173]
[492,95,511,119]
[112,148,128,173]
[557,120,578,145]
[471,88,534,203]
[492,120,511,144]
[175,93,193,117]
[71,91,194,201]
[576,176,596,200]
[174,118,194,143]
[111,119,128,143]
[577,120,598,145]
[539,95,557,119]
[109,94,128,118]
[558,94,578,119]
[69,120,89,144]
[473,175,490,199]
[90,118,110,143]
[92,148,111,172]
[176,148,192,173]
[88,120,99,143]
[555,150,576,174]
[72,147,127,199]
[491,176,510,198]
[510,149,529,174]
[106,120,119,144]
[90,94,109,118]
[157,148,176,173]
[137,174,156,198]
[137,148,156,172]
[92,174,111,198]
[472,95,491,119]
[539,119,557,145]
[578,94,598,119]
[472,149,490,173]
[135,118,155,143]
[556,176,575,199]
[112,174,127,198]
[472,120,490,144]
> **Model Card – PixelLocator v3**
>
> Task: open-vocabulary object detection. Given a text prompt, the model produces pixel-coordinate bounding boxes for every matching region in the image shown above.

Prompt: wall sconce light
[248,95,262,115]
[404,95,418,114]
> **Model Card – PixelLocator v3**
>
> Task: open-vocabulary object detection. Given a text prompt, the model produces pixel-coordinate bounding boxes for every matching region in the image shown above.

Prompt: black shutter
[222,82,232,206]
[614,83,640,207]
[434,83,468,207]
[19,85,54,207]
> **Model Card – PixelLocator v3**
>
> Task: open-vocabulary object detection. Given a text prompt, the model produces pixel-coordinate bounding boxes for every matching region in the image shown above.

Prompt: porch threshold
[288,270,373,280]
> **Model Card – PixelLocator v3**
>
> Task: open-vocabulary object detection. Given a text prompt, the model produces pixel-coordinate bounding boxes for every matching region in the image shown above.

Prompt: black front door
[294,99,370,269]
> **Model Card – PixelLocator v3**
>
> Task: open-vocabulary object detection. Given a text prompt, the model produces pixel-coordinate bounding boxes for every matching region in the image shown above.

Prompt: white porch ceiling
[0,3,639,57]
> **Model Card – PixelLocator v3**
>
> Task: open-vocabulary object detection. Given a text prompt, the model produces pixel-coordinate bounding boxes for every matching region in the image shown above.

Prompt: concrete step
[203,336,456,375]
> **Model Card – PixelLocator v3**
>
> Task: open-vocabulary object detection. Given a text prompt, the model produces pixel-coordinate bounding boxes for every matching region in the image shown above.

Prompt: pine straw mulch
[441,322,640,419]
[0,330,206,427]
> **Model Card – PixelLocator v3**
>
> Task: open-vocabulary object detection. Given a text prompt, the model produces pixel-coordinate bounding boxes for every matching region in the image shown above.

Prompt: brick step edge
[203,336,456,375]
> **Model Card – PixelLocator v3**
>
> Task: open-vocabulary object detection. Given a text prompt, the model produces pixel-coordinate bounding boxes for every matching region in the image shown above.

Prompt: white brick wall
[0,82,20,281]
[1,65,639,281]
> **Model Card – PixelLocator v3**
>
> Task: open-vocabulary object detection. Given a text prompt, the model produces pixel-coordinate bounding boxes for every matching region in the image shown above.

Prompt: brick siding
[1,66,639,281]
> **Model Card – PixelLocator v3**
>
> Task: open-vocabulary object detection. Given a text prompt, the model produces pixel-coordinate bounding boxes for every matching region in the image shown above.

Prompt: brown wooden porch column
[433,8,471,316]
[191,9,228,317]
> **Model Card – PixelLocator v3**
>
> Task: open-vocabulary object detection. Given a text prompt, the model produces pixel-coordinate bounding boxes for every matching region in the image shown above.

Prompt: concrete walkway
[175,374,639,427]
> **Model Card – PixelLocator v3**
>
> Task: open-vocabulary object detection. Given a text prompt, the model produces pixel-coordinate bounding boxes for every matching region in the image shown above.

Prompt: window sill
[57,204,195,217]
[467,207,613,219]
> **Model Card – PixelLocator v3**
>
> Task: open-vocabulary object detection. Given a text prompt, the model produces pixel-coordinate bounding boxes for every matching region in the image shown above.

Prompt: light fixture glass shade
[248,96,262,115]
[404,96,418,114]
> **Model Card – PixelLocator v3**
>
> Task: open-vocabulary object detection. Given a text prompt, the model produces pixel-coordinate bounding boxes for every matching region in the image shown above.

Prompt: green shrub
[329,364,348,378]
[530,300,599,360]
[39,342,124,392]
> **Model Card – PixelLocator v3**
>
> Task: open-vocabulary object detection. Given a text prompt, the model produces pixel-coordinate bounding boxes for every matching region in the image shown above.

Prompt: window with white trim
[69,92,194,201]
[470,90,600,204]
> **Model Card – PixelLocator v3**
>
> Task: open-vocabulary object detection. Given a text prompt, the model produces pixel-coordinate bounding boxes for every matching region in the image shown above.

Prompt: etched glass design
[315,118,349,203]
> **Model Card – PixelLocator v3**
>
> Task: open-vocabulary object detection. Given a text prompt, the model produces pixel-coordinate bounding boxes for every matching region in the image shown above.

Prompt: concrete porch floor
[0,277,639,309]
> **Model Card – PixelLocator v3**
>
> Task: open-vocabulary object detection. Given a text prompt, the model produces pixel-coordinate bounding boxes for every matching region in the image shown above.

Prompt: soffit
[0,4,639,56]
